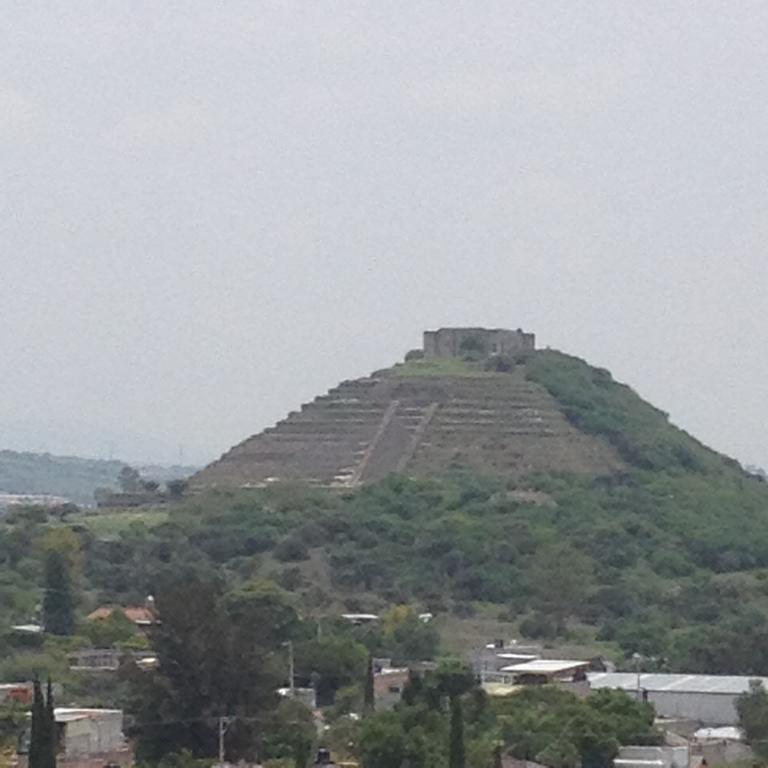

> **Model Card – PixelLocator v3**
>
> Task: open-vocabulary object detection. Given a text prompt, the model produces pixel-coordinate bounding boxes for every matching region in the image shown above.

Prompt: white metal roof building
[501,659,589,676]
[588,672,768,726]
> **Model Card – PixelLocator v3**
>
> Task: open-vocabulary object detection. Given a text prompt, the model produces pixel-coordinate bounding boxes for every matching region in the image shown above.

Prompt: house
[87,601,157,629]
[67,648,157,671]
[0,682,33,705]
[614,745,689,768]
[588,672,768,726]
[500,659,590,686]
[0,682,62,706]
[470,639,541,681]
[19,708,131,768]
[373,667,410,711]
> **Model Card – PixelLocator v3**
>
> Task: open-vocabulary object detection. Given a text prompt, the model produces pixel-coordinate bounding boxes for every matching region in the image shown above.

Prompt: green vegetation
[67,508,169,539]
[3,461,763,673]
[390,356,482,377]
[354,663,658,768]
[737,680,768,758]
[2,347,768,766]
[526,350,736,474]
[28,678,55,768]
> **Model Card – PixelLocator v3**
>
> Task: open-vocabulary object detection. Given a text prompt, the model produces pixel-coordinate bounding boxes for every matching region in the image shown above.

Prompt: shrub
[274,536,309,562]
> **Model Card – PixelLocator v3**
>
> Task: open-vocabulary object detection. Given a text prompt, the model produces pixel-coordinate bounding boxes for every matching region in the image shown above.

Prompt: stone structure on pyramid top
[423,327,535,359]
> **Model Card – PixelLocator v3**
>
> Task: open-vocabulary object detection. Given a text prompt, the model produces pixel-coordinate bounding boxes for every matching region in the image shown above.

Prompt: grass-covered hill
[3,349,768,674]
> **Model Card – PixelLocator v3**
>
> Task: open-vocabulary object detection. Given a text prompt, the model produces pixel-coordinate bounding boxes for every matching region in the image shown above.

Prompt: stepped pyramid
[193,328,624,489]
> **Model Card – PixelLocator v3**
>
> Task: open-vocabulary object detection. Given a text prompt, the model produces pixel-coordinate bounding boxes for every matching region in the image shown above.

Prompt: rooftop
[501,659,589,674]
[87,605,155,625]
[588,672,768,695]
[54,708,123,723]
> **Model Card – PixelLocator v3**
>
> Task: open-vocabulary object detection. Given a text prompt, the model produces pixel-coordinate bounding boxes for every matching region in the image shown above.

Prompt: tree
[363,654,374,714]
[27,678,45,768]
[737,680,768,757]
[126,573,298,762]
[166,479,188,499]
[118,466,142,493]
[358,712,406,768]
[42,550,75,636]
[28,678,56,768]
[529,543,592,634]
[293,635,367,707]
[448,695,465,768]
[45,679,57,768]
[41,527,80,636]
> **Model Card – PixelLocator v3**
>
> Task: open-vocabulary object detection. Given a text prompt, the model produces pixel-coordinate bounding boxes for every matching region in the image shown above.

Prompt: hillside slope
[194,354,627,488]
[5,349,768,674]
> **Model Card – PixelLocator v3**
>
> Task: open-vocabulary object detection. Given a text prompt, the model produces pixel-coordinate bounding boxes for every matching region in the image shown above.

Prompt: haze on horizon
[1,2,766,470]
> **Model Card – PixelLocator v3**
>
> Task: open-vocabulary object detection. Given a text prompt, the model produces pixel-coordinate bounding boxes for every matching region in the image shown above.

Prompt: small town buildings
[500,659,590,686]
[87,602,157,629]
[614,745,689,768]
[373,667,410,711]
[1,682,62,706]
[588,672,768,726]
[67,648,157,672]
[470,639,541,681]
[19,708,131,768]
[55,708,126,756]
[0,682,33,705]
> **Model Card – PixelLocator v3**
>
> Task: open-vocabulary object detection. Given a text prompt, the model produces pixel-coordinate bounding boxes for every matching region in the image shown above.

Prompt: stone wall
[423,327,535,358]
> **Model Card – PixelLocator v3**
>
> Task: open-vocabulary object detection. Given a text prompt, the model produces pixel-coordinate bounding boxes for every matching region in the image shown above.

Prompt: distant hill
[0,450,196,506]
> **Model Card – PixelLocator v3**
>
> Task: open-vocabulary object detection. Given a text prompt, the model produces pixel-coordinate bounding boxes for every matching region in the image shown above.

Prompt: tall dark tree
[28,678,45,768]
[117,466,142,493]
[28,678,56,768]
[126,572,299,762]
[42,549,75,635]
[363,654,374,714]
[45,678,57,768]
[448,695,465,768]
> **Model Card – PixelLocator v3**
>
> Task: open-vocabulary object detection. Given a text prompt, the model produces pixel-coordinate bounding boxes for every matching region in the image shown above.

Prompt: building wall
[373,669,410,711]
[645,692,739,726]
[423,328,535,359]
[63,712,125,756]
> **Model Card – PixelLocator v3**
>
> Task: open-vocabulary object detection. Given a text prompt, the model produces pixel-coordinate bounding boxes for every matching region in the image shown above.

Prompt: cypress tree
[363,654,374,714]
[448,695,465,768]
[45,678,57,768]
[28,678,45,768]
[42,550,75,635]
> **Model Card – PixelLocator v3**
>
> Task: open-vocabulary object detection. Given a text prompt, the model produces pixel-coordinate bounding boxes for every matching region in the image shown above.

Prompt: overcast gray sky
[1,1,766,468]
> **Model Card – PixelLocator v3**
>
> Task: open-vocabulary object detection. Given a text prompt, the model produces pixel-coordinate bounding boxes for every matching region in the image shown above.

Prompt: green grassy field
[390,357,490,377]
[68,508,169,538]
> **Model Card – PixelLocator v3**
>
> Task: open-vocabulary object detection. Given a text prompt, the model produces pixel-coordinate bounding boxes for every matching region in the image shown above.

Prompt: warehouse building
[588,672,768,725]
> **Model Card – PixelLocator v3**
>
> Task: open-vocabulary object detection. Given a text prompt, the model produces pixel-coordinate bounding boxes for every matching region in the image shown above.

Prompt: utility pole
[632,653,642,701]
[287,640,295,695]
[218,716,232,767]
